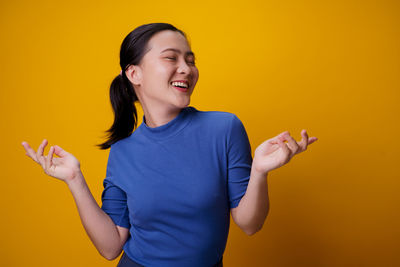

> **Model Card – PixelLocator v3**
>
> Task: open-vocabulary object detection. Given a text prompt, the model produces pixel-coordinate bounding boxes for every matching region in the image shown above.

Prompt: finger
[282,132,300,157]
[308,136,318,145]
[52,157,62,164]
[36,139,48,168]
[268,135,283,145]
[53,145,69,158]
[21,141,39,163]
[276,131,289,144]
[45,146,54,170]
[266,131,289,146]
[277,138,291,164]
[277,138,289,152]
[278,131,289,139]
[298,129,309,151]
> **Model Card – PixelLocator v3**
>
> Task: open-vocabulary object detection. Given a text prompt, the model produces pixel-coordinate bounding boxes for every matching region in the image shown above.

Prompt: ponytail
[96,72,139,149]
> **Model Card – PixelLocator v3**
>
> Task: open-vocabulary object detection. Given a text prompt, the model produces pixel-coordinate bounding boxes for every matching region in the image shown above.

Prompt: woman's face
[132,30,199,111]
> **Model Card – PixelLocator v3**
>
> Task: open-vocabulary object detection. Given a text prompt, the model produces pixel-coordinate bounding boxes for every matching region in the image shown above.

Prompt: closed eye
[166,57,196,65]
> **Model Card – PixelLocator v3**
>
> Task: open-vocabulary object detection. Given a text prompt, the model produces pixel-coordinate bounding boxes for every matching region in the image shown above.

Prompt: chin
[177,102,190,109]
[175,97,191,108]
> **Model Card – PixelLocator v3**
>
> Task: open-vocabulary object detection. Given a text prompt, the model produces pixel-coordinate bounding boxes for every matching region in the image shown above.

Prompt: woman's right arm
[66,172,129,260]
[22,139,129,260]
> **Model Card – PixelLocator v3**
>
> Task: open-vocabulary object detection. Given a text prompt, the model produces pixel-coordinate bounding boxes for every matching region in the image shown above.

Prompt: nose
[177,59,191,74]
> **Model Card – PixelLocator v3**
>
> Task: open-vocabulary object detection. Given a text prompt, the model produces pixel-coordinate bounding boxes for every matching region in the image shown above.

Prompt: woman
[21,23,318,267]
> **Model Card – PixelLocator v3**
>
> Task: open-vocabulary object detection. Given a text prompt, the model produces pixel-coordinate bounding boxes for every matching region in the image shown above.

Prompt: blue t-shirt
[101,106,252,267]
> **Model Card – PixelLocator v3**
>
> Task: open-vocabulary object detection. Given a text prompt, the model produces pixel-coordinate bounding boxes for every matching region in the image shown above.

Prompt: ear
[125,65,142,86]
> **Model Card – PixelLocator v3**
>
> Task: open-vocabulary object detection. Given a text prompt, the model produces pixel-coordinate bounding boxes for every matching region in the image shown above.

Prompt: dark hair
[96,23,187,149]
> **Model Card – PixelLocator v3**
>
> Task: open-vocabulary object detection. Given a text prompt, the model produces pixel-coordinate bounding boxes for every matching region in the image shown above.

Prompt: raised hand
[252,130,318,175]
[21,139,82,184]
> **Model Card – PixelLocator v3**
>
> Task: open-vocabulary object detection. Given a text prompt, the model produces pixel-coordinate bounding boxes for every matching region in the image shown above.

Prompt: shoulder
[190,106,240,128]
[192,107,247,137]
[108,126,143,155]
[108,136,135,162]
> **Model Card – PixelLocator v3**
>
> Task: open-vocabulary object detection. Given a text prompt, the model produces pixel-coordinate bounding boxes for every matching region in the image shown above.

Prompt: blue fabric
[101,106,252,267]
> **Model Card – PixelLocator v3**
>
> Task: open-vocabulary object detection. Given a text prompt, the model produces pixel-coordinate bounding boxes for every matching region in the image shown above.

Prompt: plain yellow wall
[2,0,399,266]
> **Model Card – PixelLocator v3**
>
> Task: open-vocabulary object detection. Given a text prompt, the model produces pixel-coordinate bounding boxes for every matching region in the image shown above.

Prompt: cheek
[155,63,175,80]
[144,63,172,85]
[193,68,199,81]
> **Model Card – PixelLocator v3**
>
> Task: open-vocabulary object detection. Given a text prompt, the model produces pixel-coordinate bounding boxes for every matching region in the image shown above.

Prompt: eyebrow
[161,48,196,58]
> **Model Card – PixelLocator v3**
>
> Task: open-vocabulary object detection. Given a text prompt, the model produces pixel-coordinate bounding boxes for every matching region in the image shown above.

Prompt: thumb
[53,145,69,158]
[277,138,290,155]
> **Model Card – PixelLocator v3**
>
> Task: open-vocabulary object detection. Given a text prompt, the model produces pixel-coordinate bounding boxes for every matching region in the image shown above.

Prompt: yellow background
[1,0,399,266]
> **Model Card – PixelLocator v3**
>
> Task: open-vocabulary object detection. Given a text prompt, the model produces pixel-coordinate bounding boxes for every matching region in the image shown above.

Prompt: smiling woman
[96,23,199,148]
[119,29,199,128]
[21,22,317,267]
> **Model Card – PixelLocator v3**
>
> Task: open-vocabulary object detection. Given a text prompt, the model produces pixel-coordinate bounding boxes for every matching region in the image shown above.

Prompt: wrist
[251,165,269,179]
[66,170,85,189]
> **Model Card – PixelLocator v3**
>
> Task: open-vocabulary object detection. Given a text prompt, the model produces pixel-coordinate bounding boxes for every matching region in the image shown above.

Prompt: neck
[141,103,183,128]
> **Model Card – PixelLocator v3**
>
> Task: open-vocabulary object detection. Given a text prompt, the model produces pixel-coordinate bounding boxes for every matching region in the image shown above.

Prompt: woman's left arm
[231,130,318,236]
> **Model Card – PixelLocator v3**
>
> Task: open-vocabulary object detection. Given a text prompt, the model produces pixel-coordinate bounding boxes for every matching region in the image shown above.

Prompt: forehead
[146,30,191,53]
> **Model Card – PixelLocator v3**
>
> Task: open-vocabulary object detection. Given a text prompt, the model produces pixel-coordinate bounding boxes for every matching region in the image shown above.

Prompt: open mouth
[171,81,189,91]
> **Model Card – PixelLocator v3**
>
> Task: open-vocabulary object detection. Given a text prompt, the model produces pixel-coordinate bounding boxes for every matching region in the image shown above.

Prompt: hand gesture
[21,139,82,184]
[252,130,318,175]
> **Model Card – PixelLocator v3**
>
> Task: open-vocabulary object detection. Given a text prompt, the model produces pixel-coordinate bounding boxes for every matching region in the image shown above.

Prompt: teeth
[171,81,189,88]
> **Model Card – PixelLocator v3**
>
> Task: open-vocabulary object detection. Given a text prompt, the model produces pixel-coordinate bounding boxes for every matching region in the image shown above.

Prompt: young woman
[21,23,318,267]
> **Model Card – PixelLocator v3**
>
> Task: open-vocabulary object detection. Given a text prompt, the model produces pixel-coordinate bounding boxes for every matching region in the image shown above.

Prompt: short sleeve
[227,114,253,209]
[100,146,131,229]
